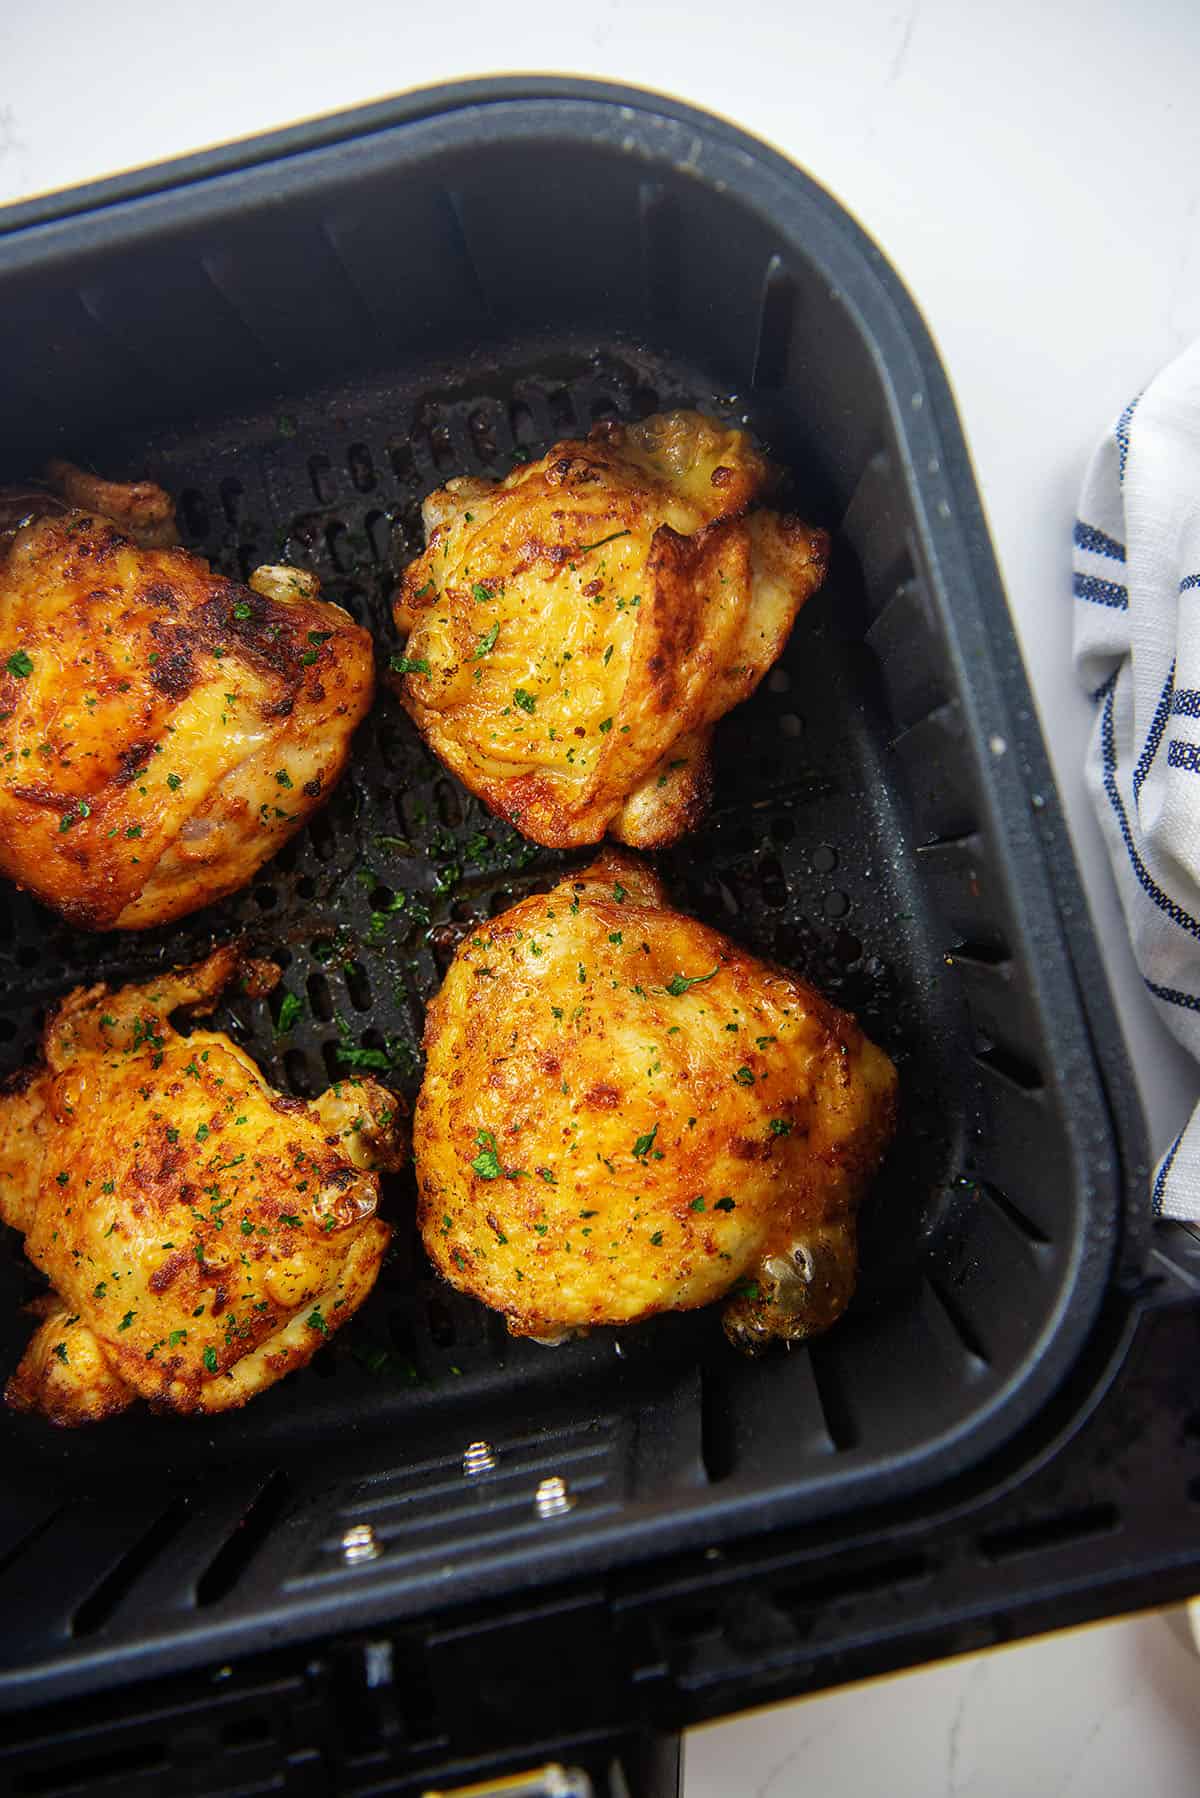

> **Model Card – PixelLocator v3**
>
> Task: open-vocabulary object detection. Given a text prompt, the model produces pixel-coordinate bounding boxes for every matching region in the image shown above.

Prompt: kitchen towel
[1073,337,1200,1219]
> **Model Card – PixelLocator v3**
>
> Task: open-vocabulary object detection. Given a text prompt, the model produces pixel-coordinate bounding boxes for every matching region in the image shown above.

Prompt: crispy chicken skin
[0,946,405,1425]
[415,853,897,1348]
[0,464,374,930]
[392,412,829,849]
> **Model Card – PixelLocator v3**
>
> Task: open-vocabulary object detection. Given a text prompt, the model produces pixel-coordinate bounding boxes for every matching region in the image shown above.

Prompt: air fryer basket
[0,79,1148,1752]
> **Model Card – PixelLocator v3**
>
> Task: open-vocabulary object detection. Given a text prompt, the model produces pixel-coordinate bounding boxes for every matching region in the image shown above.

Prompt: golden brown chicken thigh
[415,854,896,1348]
[0,464,374,930]
[392,412,829,848]
[0,946,404,1425]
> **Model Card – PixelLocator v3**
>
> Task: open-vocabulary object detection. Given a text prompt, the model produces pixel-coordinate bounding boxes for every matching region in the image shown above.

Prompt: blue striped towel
[1073,340,1200,1218]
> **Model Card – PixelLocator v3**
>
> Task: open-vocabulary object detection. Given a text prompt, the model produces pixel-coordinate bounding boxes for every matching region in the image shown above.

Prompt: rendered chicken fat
[0,946,405,1425]
[392,411,829,849]
[0,464,374,930]
[414,854,897,1347]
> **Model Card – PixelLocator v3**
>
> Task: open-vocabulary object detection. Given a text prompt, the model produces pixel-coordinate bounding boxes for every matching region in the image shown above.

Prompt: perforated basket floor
[0,337,1103,1705]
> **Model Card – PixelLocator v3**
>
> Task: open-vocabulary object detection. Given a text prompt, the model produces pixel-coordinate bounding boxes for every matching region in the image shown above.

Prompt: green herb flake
[391,653,431,676]
[6,649,32,679]
[203,1345,218,1372]
[513,687,536,714]
[576,528,631,556]
[632,1124,658,1162]
[665,966,719,997]
[232,601,253,621]
[690,1196,706,1212]
[53,1341,69,1365]
[733,1066,755,1086]
[118,1310,135,1331]
[276,991,303,1035]
[598,717,613,734]
[769,1118,793,1138]
[714,1196,736,1212]
[470,1129,503,1181]
[306,1306,329,1337]
[474,620,500,658]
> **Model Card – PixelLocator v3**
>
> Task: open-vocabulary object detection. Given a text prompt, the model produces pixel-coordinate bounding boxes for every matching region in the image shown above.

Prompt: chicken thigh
[392,412,829,848]
[0,945,404,1424]
[414,854,896,1348]
[0,463,374,929]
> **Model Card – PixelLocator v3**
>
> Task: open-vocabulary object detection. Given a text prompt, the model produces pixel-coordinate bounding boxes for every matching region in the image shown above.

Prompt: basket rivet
[463,1439,497,1476]
[341,1522,381,1564]
[534,1475,576,1519]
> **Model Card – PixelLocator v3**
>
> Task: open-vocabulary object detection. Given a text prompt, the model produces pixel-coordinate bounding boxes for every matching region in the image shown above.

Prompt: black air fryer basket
[0,79,1195,1798]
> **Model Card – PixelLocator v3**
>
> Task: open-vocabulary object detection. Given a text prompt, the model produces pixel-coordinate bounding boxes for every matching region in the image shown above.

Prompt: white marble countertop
[2,1,1198,1788]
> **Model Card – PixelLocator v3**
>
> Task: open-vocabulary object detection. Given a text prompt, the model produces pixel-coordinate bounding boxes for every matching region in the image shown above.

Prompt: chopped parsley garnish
[474,620,500,657]
[231,601,253,621]
[472,583,494,604]
[690,1197,706,1211]
[598,717,613,734]
[166,772,183,791]
[576,528,631,555]
[168,1329,187,1347]
[6,649,32,679]
[513,687,536,714]
[714,1196,736,1212]
[203,1346,219,1371]
[335,1043,392,1071]
[613,882,627,903]
[53,1342,69,1365]
[413,580,435,599]
[632,1125,658,1162]
[470,1129,503,1180]
[278,1213,302,1228]
[734,1280,760,1300]
[275,768,293,788]
[118,1310,135,1331]
[276,991,303,1035]
[665,967,719,997]
[306,1307,328,1336]
[391,653,431,676]
[649,1230,664,1246]
[769,1118,793,1137]
[733,1066,755,1086]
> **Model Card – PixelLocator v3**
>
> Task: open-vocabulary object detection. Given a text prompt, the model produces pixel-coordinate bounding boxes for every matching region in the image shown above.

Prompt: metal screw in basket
[463,1439,497,1477]
[341,1522,381,1565]
[534,1476,575,1519]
